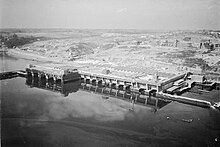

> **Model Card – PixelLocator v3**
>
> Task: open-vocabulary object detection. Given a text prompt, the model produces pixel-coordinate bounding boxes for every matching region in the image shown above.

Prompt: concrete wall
[63,72,80,82]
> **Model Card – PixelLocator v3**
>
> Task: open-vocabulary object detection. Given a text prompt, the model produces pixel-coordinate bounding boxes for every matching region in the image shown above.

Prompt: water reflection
[25,77,170,111]
[26,77,80,97]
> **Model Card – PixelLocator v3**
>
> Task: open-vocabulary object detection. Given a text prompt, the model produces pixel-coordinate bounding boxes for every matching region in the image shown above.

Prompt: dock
[157,92,212,108]
[0,70,27,80]
[0,71,18,80]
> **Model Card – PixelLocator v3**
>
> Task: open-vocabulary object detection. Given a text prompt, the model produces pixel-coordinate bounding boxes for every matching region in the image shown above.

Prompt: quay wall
[157,92,212,108]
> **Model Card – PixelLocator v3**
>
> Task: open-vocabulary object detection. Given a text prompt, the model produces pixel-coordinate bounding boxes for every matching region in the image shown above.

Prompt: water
[1,54,220,147]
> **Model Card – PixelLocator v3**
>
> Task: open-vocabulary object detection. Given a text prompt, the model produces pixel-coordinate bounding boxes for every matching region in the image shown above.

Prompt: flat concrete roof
[79,70,161,86]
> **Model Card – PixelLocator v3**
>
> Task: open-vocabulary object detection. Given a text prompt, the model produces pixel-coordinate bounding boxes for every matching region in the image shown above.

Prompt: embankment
[7,49,58,63]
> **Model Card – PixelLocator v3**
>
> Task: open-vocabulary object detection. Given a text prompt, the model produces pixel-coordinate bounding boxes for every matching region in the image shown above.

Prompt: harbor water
[1,53,220,147]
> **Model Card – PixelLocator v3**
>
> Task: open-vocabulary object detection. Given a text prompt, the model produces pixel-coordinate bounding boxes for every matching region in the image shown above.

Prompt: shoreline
[6,49,63,63]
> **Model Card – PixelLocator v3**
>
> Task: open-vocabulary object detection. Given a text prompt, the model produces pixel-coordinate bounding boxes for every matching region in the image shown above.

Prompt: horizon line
[0,27,219,31]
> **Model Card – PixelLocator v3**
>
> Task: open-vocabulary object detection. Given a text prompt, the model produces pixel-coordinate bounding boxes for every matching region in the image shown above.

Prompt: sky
[0,0,219,30]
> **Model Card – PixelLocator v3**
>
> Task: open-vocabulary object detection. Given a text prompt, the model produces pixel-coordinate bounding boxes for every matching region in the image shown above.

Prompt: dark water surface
[1,54,220,147]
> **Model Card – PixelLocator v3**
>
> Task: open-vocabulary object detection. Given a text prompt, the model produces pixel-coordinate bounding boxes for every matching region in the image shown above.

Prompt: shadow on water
[25,77,171,111]
[25,76,80,97]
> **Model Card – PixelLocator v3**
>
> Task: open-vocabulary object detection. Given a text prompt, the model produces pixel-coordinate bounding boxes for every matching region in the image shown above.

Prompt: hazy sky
[0,0,219,30]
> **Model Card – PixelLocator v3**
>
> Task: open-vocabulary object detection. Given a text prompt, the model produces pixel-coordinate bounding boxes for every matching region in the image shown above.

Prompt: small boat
[102,96,109,99]
[182,119,193,123]
[214,102,220,110]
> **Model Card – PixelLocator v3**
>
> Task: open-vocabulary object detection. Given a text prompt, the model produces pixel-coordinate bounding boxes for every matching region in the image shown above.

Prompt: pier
[0,70,26,80]
[157,92,212,108]
[0,71,18,80]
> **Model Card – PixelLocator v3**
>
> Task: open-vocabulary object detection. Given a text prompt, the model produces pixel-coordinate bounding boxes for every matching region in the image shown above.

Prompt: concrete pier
[157,92,212,108]
[0,70,27,80]
[0,71,18,80]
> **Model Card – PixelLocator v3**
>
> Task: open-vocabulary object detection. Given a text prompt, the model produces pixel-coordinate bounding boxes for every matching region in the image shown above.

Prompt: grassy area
[0,33,47,48]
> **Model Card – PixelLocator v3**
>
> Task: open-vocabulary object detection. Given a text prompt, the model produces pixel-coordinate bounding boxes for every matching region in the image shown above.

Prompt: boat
[214,102,220,110]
